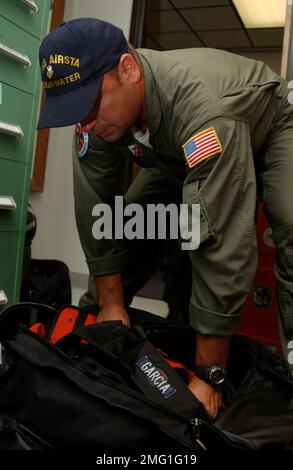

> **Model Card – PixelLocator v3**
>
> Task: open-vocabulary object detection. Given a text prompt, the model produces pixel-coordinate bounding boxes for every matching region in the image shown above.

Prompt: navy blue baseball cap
[37,18,128,129]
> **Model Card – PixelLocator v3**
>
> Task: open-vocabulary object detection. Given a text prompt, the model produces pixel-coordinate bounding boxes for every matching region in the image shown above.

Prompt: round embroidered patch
[75,123,89,158]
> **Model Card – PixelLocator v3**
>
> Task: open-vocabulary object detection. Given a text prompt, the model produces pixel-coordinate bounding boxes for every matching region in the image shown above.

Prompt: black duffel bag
[127,308,293,450]
[20,259,72,309]
[0,303,208,451]
[0,415,56,450]
[0,303,293,450]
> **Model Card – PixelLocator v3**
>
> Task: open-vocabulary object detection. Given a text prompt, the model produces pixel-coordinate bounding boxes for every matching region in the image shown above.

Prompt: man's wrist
[95,273,125,309]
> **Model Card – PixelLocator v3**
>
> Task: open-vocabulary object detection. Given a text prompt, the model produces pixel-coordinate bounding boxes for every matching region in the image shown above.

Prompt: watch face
[209,366,226,385]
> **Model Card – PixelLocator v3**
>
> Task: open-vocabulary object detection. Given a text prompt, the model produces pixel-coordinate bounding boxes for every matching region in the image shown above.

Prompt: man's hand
[188,375,222,419]
[190,332,230,418]
[96,305,130,328]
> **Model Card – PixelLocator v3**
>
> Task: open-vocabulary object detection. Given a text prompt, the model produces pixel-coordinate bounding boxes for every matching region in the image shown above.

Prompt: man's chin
[102,134,121,142]
[101,129,127,143]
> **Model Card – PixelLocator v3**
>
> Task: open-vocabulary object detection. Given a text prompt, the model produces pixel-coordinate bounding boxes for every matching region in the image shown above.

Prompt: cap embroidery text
[48,54,80,67]
[43,72,81,88]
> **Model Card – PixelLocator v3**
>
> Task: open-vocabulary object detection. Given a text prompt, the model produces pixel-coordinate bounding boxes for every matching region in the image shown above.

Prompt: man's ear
[119,53,141,83]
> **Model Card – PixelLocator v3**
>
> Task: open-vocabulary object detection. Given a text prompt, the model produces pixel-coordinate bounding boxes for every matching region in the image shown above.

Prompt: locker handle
[0,291,8,306]
[21,0,39,13]
[0,42,32,68]
[0,121,24,138]
[0,196,17,210]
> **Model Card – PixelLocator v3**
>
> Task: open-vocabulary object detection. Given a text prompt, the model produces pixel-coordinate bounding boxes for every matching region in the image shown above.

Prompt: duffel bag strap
[0,302,57,343]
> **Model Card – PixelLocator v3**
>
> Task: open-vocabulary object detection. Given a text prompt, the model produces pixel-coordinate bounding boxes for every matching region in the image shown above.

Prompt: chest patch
[182,127,222,169]
[75,123,89,158]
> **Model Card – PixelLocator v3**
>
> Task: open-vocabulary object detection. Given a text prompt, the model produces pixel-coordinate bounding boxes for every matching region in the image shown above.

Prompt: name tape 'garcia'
[136,355,177,399]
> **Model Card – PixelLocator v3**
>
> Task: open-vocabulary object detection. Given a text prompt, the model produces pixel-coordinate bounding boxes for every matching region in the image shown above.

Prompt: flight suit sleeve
[72,132,127,276]
[181,117,258,335]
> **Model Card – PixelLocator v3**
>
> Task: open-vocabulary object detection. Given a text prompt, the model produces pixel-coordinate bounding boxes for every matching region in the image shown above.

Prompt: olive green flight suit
[72,47,293,359]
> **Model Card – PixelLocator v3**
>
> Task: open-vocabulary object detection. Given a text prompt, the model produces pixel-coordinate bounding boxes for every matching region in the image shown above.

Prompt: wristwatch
[195,364,226,386]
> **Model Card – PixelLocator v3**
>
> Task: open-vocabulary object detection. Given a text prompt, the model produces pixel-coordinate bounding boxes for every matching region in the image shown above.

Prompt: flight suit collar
[137,51,162,137]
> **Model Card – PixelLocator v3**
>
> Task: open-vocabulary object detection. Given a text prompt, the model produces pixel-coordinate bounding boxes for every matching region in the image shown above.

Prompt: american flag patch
[182,127,222,169]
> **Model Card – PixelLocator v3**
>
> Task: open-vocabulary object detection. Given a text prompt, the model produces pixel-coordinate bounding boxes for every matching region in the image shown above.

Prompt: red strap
[50,307,80,344]
[84,313,96,326]
[80,313,96,344]
[157,348,195,382]
[50,308,97,344]
[28,309,96,344]
[29,322,46,337]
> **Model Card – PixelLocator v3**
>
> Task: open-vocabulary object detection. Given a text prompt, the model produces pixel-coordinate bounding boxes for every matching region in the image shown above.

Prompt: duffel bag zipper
[190,418,208,450]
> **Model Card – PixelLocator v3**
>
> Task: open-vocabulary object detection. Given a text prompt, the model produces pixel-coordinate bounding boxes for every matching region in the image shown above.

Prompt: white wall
[29,0,133,282]
[63,0,133,25]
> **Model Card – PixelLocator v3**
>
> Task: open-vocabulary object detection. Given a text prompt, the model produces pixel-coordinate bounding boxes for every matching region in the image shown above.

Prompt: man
[37,18,293,418]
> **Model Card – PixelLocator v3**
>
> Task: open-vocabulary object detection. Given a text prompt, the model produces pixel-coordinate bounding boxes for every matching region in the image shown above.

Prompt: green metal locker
[0,0,51,309]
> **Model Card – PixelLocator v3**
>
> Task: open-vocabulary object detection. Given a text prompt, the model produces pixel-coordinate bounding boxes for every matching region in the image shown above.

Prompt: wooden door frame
[30,0,65,192]
[281,0,293,79]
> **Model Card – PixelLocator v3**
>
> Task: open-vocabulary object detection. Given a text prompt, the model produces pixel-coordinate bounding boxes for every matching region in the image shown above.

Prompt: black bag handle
[0,302,57,342]
[56,321,141,365]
